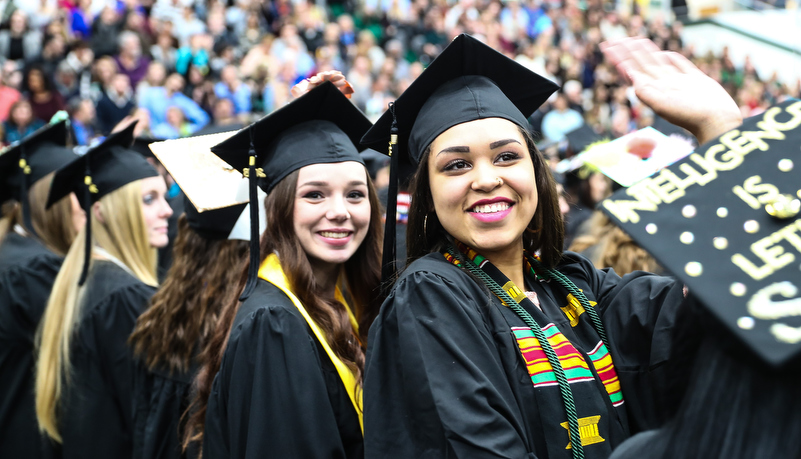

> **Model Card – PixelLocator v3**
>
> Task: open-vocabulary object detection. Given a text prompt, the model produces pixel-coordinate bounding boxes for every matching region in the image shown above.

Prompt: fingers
[664,51,701,75]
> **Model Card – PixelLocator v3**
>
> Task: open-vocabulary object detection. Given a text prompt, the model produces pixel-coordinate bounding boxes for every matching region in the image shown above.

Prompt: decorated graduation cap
[570,126,695,187]
[600,99,801,368]
[0,113,75,236]
[147,131,266,243]
[360,33,559,282]
[47,121,158,285]
[210,81,373,300]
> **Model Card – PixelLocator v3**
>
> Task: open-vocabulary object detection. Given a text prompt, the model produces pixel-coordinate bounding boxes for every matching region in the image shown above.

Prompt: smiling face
[428,117,538,259]
[293,162,371,273]
[139,176,173,248]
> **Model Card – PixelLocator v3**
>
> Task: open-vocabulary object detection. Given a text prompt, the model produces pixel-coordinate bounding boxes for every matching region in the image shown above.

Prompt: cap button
[765,194,801,219]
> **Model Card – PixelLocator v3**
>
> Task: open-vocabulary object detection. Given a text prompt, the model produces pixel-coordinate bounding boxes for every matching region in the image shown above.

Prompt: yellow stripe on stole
[258,254,363,433]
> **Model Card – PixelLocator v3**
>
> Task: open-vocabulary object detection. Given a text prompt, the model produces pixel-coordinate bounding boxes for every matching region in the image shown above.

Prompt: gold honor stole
[258,254,363,432]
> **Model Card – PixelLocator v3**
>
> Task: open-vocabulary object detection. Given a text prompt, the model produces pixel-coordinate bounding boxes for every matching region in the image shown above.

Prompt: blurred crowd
[0,0,799,151]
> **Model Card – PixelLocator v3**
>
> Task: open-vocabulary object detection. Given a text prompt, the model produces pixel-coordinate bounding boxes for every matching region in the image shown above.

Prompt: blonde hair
[35,179,158,442]
[1,173,78,255]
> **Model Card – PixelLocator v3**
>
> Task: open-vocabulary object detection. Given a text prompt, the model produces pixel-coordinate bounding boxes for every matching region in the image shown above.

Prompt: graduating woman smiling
[187,81,382,459]
[361,35,743,459]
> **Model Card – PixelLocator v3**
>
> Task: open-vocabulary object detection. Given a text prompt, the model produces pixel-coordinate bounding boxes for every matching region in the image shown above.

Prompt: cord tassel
[78,162,94,286]
[380,102,400,291]
[19,146,39,239]
[239,132,259,301]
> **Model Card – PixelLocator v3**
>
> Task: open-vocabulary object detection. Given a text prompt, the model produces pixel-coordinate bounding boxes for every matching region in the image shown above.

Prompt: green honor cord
[449,244,608,459]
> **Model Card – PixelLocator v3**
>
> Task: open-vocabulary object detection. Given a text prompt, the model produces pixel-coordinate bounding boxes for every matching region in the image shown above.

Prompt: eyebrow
[489,139,522,149]
[437,139,522,156]
[298,180,367,188]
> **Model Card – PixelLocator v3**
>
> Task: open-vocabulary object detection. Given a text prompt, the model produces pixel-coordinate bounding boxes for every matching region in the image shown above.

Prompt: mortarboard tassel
[18,145,39,239]
[78,160,98,286]
[239,129,261,301]
[380,102,400,291]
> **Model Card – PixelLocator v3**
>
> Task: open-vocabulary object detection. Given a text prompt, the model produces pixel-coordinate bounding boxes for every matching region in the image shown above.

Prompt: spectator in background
[151,105,197,139]
[24,64,66,122]
[1,99,44,145]
[0,0,16,28]
[213,65,251,115]
[70,97,98,145]
[32,32,67,77]
[115,31,151,87]
[136,60,167,100]
[175,32,210,76]
[96,73,136,134]
[139,72,209,132]
[0,64,22,122]
[541,92,583,142]
[150,30,179,72]
[0,10,42,62]
[91,5,124,57]
[61,41,95,100]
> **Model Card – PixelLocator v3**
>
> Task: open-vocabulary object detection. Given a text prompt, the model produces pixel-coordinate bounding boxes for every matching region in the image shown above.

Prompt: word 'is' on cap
[600,99,801,367]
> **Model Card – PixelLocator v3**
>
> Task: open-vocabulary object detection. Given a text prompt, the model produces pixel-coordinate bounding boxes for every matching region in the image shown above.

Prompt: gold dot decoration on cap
[680,232,694,244]
[764,194,801,219]
[778,158,794,172]
[717,207,729,218]
[681,205,697,218]
[713,237,729,250]
[685,261,703,277]
[737,316,755,330]
[730,282,747,297]
[744,220,760,234]
[645,223,657,234]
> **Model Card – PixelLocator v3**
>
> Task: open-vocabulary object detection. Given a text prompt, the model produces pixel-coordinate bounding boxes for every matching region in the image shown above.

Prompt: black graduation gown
[59,261,156,459]
[132,360,198,459]
[364,251,693,459]
[0,233,62,459]
[203,279,363,459]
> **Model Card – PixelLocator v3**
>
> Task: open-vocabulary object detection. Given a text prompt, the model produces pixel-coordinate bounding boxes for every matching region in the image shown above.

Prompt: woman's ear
[92,201,105,224]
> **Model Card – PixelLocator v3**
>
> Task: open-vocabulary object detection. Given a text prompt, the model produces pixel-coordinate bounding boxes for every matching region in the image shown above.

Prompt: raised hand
[601,37,742,145]
[290,70,355,99]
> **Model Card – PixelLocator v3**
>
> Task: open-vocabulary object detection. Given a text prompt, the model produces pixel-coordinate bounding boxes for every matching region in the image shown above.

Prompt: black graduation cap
[0,117,75,235]
[359,33,559,283]
[130,135,165,159]
[47,121,158,285]
[600,99,801,368]
[183,195,247,240]
[210,81,372,300]
[564,123,605,156]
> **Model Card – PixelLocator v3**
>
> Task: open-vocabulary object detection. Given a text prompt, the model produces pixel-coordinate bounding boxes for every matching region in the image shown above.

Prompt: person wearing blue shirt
[138,73,209,133]
[213,65,251,115]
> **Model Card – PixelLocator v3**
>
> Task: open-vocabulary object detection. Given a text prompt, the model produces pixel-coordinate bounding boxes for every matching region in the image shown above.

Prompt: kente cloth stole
[443,242,623,407]
[258,253,363,432]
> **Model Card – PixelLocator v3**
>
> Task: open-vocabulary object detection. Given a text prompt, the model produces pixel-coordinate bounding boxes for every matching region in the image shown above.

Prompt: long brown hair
[129,216,249,374]
[184,165,383,451]
[569,211,661,275]
[406,125,565,268]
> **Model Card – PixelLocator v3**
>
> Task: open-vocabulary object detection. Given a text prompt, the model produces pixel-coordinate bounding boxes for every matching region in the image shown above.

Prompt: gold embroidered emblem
[503,281,527,303]
[561,291,596,327]
[561,415,605,449]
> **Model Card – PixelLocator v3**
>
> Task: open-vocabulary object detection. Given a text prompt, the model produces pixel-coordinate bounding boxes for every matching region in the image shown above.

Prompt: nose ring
[496,177,503,187]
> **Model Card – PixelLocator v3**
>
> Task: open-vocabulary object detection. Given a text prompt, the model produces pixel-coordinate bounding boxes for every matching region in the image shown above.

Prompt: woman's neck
[310,259,340,301]
[478,242,526,288]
